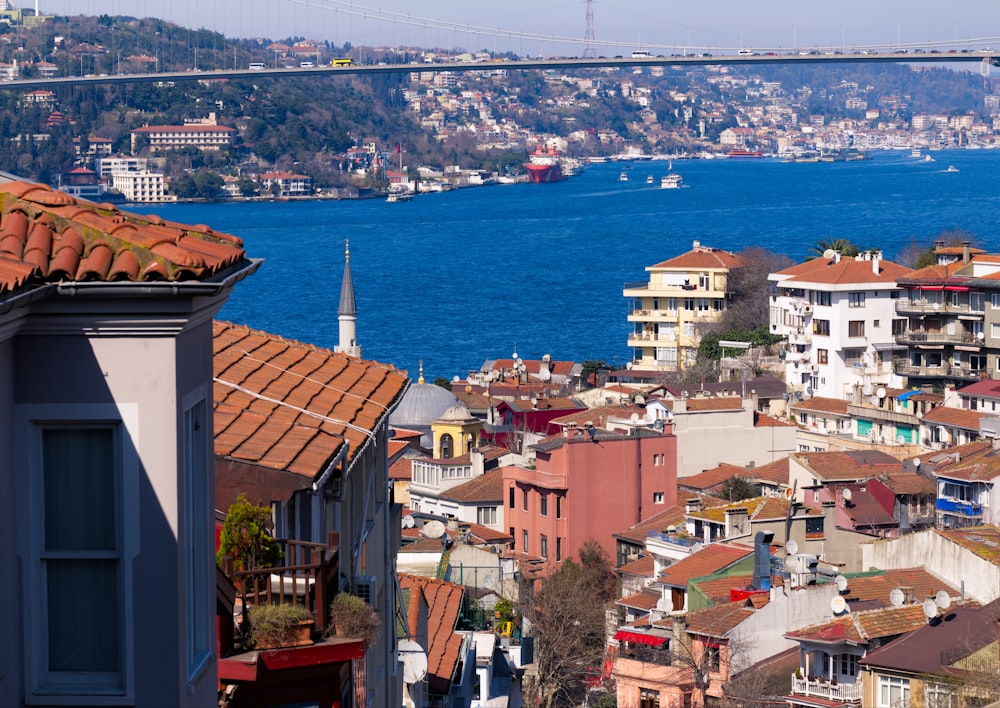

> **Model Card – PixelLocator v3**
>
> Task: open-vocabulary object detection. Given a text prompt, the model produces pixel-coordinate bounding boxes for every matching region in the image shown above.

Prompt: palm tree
[806,237,859,260]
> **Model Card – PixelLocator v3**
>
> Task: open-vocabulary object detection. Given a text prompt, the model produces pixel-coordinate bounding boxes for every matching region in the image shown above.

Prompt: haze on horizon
[32,0,1000,56]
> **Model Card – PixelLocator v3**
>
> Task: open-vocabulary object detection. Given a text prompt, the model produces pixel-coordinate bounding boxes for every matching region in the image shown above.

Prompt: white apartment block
[98,156,148,179]
[769,251,911,401]
[130,124,235,153]
[111,171,172,203]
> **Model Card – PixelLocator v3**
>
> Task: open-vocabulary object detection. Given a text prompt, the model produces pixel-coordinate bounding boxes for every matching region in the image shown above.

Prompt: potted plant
[248,603,313,650]
[327,592,380,649]
[217,495,283,599]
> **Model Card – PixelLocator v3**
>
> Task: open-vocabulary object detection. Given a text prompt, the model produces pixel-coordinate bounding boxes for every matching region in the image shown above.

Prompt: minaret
[335,240,360,357]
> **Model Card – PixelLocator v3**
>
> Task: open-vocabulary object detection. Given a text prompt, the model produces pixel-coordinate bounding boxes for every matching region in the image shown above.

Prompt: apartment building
[130,123,236,153]
[624,241,744,371]
[111,170,172,203]
[769,251,910,400]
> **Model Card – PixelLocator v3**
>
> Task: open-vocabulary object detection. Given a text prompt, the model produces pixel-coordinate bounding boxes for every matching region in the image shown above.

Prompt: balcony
[791,675,862,703]
[628,309,679,322]
[895,330,983,347]
[628,332,678,345]
[936,498,984,517]
[846,403,919,427]
[895,300,985,316]
[893,362,983,381]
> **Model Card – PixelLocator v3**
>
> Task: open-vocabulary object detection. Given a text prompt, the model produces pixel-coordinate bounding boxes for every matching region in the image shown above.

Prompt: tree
[527,540,617,708]
[216,494,282,573]
[806,237,859,260]
[720,475,757,502]
[721,247,794,334]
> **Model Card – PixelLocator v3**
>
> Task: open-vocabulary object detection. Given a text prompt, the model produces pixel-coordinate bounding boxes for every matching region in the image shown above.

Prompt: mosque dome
[389,380,460,430]
[436,404,476,423]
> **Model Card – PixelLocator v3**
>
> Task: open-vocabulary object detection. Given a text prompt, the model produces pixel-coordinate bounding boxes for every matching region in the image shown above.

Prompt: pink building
[503,425,678,574]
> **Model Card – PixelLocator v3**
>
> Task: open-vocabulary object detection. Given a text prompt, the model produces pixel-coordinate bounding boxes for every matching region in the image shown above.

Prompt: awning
[872,342,906,351]
[614,630,669,647]
[920,285,944,291]
[917,344,945,350]
[896,389,921,402]
[954,345,981,352]
[945,286,970,292]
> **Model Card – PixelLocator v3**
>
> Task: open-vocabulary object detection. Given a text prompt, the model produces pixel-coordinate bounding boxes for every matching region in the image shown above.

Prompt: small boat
[911,148,922,158]
[661,161,682,189]
[386,192,413,203]
[619,169,629,182]
[946,165,959,173]
[924,155,935,162]
[646,174,654,184]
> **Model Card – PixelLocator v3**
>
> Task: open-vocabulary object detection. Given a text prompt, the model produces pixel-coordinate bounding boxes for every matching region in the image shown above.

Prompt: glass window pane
[47,559,121,672]
[43,429,115,551]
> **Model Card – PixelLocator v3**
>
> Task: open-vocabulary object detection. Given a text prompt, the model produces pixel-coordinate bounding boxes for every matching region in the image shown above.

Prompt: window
[16,404,140,702]
[523,489,528,511]
[699,272,710,289]
[849,320,865,337]
[185,398,212,683]
[879,676,910,708]
[816,291,832,306]
[477,507,497,526]
[849,291,866,307]
[653,492,664,504]
[698,298,710,312]
[844,348,864,366]
[993,323,1000,339]
[684,298,695,311]
[523,530,529,554]
[817,349,828,364]
[873,319,880,328]
[892,319,906,335]
[805,516,825,538]
[509,487,515,509]
[540,534,548,558]
[992,293,1000,308]
[640,688,661,708]
[683,322,695,337]
[813,319,830,336]
[705,644,721,671]
[440,433,453,458]
[540,494,548,517]
[925,683,955,708]
[713,299,723,312]
[556,537,563,561]
[556,495,563,518]
[838,653,858,677]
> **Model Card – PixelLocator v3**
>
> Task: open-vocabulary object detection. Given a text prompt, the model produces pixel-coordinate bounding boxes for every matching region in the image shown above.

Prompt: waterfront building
[98,154,148,178]
[893,247,1000,390]
[259,170,313,197]
[111,169,172,202]
[0,179,256,707]
[130,123,236,153]
[624,241,744,372]
[769,250,910,401]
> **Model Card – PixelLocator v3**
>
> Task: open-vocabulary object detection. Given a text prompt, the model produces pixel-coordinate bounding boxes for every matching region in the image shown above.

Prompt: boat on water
[911,148,922,158]
[924,154,935,162]
[386,192,414,203]
[661,161,683,189]
[619,169,629,182]
[524,146,568,184]
[726,148,765,158]
[946,165,960,173]
[646,174,654,184]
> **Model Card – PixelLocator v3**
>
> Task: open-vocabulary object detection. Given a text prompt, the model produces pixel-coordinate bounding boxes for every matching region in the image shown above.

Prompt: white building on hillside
[769,251,910,401]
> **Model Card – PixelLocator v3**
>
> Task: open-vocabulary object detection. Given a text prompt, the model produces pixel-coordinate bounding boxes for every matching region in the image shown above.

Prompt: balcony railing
[628,332,678,344]
[223,533,339,634]
[895,300,985,316]
[895,330,983,347]
[893,362,982,380]
[791,675,862,702]
[846,403,919,427]
[936,498,984,516]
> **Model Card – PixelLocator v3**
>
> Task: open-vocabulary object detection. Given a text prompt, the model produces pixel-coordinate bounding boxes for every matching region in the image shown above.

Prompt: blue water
[149,150,1000,380]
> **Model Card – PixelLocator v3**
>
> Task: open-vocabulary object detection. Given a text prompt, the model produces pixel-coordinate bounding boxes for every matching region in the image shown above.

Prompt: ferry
[726,148,764,158]
[646,174,654,184]
[661,161,683,188]
[524,146,567,183]
[386,192,414,203]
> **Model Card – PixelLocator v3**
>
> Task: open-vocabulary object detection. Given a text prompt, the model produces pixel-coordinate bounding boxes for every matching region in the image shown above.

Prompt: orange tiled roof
[879,472,934,496]
[684,600,755,637]
[616,555,655,578]
[843,567,964,604]
[750,457,790,486]
[795,450,901,481]
[792,396,850,416]
[614,495,728,545]
[921,405,985,431]
[755,412,793,427]
[773,255,910,285]
[213,321,409,477]
[694,574,778,605]
[684,397,744,412]
[687,496,793,524]
[550,403,645,428]
[618,590,660,610]
[461,522,512,544]
[679,464,747,491]
[439,468,504,503]
[658,543,753,588]
[650,246,744,271]
[786,604,926,644]
[399,574,465,694]
[0,181,247,295]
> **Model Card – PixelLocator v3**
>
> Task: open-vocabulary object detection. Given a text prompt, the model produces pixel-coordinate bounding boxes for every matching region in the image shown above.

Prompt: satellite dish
[876,387,887,399]
[830,595,849,615]
[977,330,985,340]
[402,515,415,529]
[530,397,538,407]
[923,598,939,620]
[785,556,801,573]
[935,590,952,610]
[482,573,496,589]
[398,639,428,684]
[421,520,446,539]
[630,413,640,425]
[835,575,848,592]
[786,539,799,555]
[453,375,460,383]
[823,249,836,259]
[666,524,677,533]
[539,367,551,381]
[842,488,853,502]
[889,588,905,607]
[653,419,665,431]
[626,361,634,369]
[862,383,873,396]
[634,395,645,405]
[913,458,921,470]
[784,486,794,499]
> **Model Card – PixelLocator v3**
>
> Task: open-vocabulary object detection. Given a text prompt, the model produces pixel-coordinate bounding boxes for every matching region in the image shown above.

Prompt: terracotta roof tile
[750,457,790,486]
[936,525,1000,566]
[679,464,747,491]
[795,450,901,482]
[684,601,755,637]
[650,246,744,271]
[879,472,935,495]
[688,496,793,523]
[614,495,729,545]
[693,574,778,605]
[658,543,754,588]
[755,412,794,428]
[461,522,512,544]
[618,590,660,610]
[921,405,985,431]
[791,396,850,416]
[786,605,926,644]
[616,555,655,578]
[438,468,504,503]
[0,181,248,295]
[843,567,964,605]
[399,574,466,694]
[550,403,646,428]
[931,441,1000,482]
[684,397,744,412]
[213,322,409,478]
[956,378,1000,398]
[773,255,911,285]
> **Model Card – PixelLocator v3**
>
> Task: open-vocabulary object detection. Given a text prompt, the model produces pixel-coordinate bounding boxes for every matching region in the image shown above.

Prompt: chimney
[872,251,881,275]
[471,448,484,476]
[833,251,841,264]
[685,497,702,514]
[963,241,971,264]
[692,240,701,250]
[726,507,750,537]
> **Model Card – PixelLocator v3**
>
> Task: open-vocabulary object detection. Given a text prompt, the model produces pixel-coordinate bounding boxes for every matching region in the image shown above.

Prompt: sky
[32,1,1000,56]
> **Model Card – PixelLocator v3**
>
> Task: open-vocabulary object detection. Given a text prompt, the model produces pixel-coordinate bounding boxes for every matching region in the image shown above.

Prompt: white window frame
[878,675,910,708]
[15,403,139,706]
[477,506,497,526]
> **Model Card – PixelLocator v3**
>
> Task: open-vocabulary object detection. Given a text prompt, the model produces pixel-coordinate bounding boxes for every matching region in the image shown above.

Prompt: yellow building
[431,404,483,459]
[623,240,743,371]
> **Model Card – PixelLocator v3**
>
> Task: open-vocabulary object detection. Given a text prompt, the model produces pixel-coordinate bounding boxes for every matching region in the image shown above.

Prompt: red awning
[614,630,669,647]
[945,286,970,292]
[920,285,944,291]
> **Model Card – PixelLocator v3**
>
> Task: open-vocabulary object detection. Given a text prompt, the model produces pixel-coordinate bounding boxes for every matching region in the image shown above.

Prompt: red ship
[524,146,567,183]
[726,148,765,158]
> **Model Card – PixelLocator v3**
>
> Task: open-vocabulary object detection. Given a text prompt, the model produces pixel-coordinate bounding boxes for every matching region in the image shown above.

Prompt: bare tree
[721,247,794,334]
[525,540,617,708]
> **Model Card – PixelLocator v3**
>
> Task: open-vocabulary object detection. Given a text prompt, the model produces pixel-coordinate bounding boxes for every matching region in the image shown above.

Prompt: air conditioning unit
[355,575,378,610]
[802,305,813,315]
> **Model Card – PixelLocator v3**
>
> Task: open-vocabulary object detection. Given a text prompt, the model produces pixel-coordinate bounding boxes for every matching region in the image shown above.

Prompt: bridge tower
[582,0,596,59]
